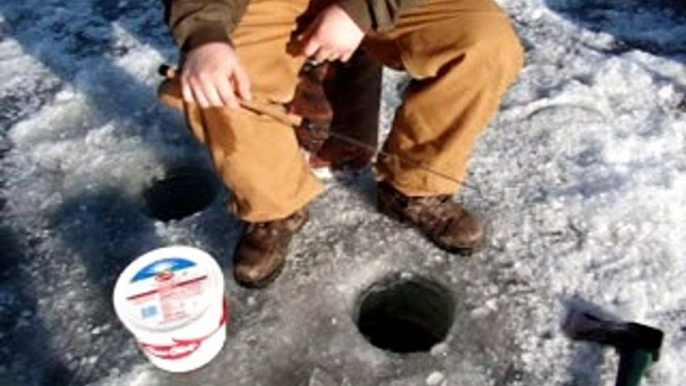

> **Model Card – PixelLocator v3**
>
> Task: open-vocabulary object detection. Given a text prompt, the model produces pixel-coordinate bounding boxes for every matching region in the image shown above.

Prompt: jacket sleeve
[162,0,250,52]
[336,0,424,32]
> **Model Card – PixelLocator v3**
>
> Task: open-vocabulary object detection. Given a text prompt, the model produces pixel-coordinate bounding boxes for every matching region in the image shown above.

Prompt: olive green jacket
[162,0,423,51]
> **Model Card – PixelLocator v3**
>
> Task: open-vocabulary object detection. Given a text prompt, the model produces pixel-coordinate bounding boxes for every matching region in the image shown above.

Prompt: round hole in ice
[355,275,455,353]
[143,165,220,221]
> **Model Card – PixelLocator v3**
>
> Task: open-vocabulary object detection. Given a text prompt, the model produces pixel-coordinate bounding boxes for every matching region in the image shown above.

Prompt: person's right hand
[181,42,252,109]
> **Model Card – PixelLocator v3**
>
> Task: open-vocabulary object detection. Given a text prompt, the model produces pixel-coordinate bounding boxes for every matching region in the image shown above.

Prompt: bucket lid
[113,246,224,333]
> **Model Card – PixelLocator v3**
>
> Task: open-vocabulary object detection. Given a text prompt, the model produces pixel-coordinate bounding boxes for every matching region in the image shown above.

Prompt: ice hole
[355,276,455,353]
[143,165,220,221]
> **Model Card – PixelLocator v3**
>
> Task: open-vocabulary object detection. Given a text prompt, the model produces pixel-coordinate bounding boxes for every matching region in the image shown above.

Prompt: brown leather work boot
[233,207,309,288]
[377,182,484,254]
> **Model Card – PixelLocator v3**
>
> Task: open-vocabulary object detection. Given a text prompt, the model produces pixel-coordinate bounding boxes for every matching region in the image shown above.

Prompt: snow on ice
[0,0,685,385]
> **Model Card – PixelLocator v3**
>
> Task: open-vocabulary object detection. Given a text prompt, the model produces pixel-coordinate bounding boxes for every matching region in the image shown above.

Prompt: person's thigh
[363,0,522,79]
[231,0,313,103]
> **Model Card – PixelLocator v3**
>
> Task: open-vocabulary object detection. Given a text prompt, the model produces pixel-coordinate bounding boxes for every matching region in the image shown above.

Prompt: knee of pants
[458,19,526,86]
[407,16,525,87]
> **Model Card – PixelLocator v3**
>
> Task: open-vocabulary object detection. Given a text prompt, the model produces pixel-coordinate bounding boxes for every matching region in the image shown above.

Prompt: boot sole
[432,237,483,256]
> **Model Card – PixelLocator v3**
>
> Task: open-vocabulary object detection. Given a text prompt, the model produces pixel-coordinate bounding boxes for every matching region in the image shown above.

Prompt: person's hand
[298,4,365,62]
[181,42,252,109]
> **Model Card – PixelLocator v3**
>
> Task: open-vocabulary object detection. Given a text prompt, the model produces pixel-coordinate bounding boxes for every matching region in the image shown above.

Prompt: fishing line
[159,64,486,202]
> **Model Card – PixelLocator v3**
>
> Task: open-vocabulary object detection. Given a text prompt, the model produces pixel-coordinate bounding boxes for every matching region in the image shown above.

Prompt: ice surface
[1,0,685,385]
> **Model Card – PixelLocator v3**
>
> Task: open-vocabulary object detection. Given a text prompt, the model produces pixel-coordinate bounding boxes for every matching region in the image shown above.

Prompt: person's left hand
[297,4,365,63]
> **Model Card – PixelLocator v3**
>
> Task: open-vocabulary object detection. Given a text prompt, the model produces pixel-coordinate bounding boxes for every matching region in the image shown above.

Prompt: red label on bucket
[139,301,229,361]
[141,340,201,360]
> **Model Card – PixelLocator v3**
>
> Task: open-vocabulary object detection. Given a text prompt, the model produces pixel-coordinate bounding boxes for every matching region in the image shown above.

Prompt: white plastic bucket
[113,246,228,373]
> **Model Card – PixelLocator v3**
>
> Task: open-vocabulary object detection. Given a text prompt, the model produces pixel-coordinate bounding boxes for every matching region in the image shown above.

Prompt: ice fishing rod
[158,63,483,198]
